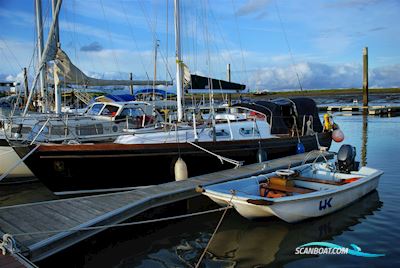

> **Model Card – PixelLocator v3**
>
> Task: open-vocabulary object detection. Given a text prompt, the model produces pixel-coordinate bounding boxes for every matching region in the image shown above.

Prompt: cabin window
[75,124,104,136]
[87,104,104,115]
[11,126,32,134]
[209,129,230,138]
[239,127,259,136]
[49,126,69,136]
[120,107,144,117]
[101,105,119,116]
[118,108,147,129]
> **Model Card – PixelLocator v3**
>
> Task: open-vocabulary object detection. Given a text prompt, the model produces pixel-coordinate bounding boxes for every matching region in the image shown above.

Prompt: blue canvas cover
[104,94,135,102]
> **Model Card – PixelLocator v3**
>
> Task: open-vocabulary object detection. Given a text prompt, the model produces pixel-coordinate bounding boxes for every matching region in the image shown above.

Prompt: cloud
[369,27,386,32]
[235,0,271,18]
[59,20,131,45]
[5,71,24,83]
[370,64,400,88]
[249,62,400,90]
[0,8,32,27]
[0,39,35,75]
[80,42,103,52]
[325,0,381,9]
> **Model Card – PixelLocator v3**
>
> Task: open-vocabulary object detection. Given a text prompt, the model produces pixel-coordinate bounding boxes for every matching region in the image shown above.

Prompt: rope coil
[0,234,19,255]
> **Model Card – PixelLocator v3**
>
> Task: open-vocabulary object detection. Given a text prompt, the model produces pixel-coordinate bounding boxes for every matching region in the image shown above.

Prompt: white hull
[203,163,383,223]
[235,175,380,222]
[116,119,275,144]
[0,145,34,178]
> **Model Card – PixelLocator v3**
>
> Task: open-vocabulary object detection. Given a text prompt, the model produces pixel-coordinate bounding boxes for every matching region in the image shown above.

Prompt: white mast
[24,0,63,116]
[152,39,159,101]
[52,0,61,114]
[35,0,46,112]
[174,0,183,122]
[51,0,60,43]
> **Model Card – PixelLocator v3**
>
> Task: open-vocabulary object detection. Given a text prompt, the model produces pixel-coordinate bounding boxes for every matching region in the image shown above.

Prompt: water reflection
[206,191,382,267]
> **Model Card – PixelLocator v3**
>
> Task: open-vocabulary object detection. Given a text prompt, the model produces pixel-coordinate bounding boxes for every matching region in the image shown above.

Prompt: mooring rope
[6,206,232,238]
[195,193,235,267]
[187,141,242,168]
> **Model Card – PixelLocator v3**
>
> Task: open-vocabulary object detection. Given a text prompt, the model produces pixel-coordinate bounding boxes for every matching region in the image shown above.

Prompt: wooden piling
[362,47,369,107]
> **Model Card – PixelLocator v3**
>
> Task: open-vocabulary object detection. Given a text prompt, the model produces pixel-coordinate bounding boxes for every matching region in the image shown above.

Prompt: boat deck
[0,150,333,262]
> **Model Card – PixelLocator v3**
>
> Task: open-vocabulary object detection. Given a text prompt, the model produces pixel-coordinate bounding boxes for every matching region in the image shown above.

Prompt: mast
[35,0,46,112]
[152,39,159,101]
[174,0,183,122]
[24,0,63,116]
[51,0,60,43]
[52,0,61,114]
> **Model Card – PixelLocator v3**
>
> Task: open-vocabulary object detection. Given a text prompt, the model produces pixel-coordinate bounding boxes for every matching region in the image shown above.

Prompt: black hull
[15,133,332,194]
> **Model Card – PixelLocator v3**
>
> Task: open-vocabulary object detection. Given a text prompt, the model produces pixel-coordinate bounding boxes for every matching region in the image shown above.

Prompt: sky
[0,0,399,91]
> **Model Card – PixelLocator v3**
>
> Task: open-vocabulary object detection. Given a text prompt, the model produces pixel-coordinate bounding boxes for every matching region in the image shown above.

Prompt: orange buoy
[332,128,344,142]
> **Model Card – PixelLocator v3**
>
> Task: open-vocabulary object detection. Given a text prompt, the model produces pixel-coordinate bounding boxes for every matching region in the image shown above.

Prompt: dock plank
[44,201,101,220]
[0,254,26,268]
[0,210,42,235]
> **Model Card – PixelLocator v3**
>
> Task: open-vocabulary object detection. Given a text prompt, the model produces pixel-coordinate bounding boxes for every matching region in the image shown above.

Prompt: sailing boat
[11,0,332,195]
[0,0,173,180]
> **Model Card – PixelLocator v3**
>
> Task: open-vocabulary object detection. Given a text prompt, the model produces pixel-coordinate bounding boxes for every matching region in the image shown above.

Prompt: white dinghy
[200,145,383,223]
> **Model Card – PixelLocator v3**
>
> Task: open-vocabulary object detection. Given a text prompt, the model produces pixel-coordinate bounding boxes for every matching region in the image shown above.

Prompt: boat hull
[0,139,34,179]
[203,165,383,223]
[14,132,332,194]
[234,174,381,223]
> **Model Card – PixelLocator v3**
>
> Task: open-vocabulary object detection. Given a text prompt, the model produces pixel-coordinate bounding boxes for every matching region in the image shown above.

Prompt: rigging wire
[207,3,235,70]
[165,0,169,87]
[0,38,23,71]
[99,0,122,76]
[158,49,174,81]
[0,47,19,77]
[274,0,304,91]
[138,0,173,84]
[119,0,151,83]
[230,0,248,86]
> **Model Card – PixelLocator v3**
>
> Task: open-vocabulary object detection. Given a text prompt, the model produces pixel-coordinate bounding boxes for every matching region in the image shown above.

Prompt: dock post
[362,47,368,108]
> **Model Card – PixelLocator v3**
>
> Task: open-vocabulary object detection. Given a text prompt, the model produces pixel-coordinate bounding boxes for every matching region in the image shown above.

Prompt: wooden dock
[0,253,37,268]
[0,150,333,262]
[318,105,400,115]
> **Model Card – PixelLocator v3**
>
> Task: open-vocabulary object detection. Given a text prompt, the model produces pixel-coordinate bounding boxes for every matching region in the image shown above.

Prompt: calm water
[33,114,400,267]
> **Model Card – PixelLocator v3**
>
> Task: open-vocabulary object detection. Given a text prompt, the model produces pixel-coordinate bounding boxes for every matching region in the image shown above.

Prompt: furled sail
[187,74,246,91]
[53,48,172,87]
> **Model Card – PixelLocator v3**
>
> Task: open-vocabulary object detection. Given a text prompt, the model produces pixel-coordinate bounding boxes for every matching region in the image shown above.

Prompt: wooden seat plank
[262,183,315,194]
[292,176,344,185]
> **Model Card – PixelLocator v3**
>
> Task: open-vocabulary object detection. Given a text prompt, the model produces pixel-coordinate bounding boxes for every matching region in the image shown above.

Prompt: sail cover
[53,48,172,87]
[186,74,245,91]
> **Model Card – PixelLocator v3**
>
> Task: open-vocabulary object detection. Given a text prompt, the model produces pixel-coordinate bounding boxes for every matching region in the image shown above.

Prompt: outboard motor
[336,144,359,173]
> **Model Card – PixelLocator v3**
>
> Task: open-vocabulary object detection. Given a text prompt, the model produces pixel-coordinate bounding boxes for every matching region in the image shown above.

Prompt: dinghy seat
[291,176,345,186]
[260,182,315,198]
